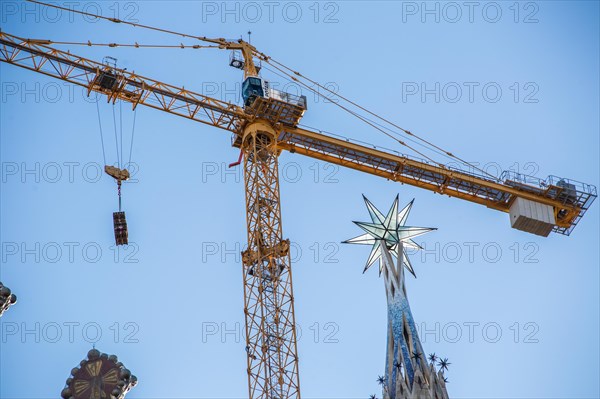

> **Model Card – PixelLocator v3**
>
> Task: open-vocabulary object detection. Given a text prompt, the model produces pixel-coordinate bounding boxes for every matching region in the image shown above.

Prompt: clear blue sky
[1,1,599,398]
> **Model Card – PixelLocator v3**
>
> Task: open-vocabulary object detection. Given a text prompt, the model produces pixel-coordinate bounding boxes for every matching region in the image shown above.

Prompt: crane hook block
[104,165,130,182]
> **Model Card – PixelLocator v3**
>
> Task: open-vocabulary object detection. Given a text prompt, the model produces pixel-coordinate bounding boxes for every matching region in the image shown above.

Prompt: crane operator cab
[242,76,265,107]
[240,76,307,126]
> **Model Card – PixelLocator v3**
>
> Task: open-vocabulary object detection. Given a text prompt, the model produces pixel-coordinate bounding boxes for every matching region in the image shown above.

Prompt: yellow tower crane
[0,5,596,398]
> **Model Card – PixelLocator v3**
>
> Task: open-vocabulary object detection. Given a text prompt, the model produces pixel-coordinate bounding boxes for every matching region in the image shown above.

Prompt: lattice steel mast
[240,122,300,397]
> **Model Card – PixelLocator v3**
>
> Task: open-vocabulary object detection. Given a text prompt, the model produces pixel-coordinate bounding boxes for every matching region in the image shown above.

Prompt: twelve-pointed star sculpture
[343,195,436,276]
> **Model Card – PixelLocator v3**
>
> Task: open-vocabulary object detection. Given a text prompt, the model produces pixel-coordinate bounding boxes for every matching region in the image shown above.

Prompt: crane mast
[0,28,596,399]
[231,35,303,396]
[241,121,300,397]
[233,39,301,397]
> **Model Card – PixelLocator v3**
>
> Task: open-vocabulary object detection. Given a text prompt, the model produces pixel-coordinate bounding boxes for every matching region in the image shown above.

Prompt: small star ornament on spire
[343,195,435,276]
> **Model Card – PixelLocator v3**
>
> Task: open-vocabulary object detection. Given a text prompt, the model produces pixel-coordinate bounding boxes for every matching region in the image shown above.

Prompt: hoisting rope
[94,92,107,166]
[118,181,122,212]
[128,108,137,168]
[258,64,444,167]
[260,63,451,165]
[260,57,501,181]
[261,62,442,156]
[119,100,124,168]
[112,103,121,170]
[260,61,438,157]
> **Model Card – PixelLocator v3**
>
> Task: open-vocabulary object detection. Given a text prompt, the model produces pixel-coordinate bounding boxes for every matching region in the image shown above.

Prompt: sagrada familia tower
[344,196,450,399]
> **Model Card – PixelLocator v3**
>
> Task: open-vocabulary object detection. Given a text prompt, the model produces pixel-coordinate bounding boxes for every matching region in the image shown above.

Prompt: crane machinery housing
[0,2,597,398]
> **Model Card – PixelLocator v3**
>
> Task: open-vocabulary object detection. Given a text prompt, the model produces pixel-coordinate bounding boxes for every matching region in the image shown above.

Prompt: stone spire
[344,196,450,399]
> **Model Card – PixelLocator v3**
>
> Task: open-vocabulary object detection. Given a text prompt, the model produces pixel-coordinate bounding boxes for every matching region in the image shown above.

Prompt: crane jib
[0,33,247,127]
[277,128,597,236]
